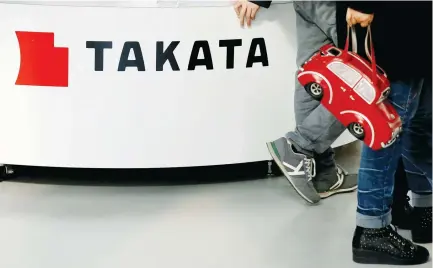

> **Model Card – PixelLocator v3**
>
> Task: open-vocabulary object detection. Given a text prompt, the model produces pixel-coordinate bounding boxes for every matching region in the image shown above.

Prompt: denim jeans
[356,78,432,228]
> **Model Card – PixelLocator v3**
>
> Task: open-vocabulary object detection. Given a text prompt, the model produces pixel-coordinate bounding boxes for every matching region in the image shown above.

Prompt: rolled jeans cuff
[412,193,432,208]
[356,210,392,228]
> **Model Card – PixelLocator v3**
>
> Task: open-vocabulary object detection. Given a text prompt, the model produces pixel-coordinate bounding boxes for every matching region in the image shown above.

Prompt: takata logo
[15,31,69,87]
[13,31,269,88]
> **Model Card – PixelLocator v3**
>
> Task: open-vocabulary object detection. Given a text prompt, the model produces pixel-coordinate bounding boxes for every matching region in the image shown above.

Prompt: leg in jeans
[393,158,409,203]
[266,1,355,204]
[356,79,432,227]
[391,157,413,229]
[401,79,432,243]
[390,87,432,229]
[402,80,432,198]
[392,82,431,231]
[352,79,431,264]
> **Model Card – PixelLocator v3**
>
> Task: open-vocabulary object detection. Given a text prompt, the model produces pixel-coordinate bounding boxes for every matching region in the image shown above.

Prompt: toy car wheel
[305,82,323,100]
[348,122,365,140]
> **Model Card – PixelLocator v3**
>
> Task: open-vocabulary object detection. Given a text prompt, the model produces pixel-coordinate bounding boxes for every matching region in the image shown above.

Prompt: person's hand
[346,7,374,27]
[234,0,260,27]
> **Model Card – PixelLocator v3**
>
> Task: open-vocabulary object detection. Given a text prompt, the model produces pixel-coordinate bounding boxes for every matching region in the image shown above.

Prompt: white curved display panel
[0,1,355,168]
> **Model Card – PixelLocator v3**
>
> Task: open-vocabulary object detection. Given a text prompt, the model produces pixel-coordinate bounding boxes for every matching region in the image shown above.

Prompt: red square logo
[15,31,69,87]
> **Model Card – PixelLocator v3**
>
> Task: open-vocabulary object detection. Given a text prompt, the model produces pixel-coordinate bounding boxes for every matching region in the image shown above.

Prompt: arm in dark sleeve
[249,1,272,8]
[347,1,376,14]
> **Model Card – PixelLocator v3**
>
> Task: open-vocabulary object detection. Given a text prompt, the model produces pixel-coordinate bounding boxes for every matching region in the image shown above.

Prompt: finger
[234,3,241,16]
[251,7,258,20]
[239,5,247,27]
[246,16,252,27]
[246,7,252,27]
[351,17,357,26]
[346,8,352,23]
[360,16,373,27]
[346,12,353,26]
[234,7,240,17]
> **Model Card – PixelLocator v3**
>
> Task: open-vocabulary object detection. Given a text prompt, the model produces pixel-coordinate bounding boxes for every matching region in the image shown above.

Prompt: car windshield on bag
[326,61,362,88]
[353,78,376,104]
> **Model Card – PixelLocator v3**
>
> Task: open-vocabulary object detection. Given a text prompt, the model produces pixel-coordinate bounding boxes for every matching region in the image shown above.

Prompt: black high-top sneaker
[391,196,414,230]
[411,207,432,244]
[352,226,430,265]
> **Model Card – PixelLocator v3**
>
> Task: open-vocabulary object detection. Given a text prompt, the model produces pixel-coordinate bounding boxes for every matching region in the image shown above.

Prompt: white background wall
[0,2,355,168]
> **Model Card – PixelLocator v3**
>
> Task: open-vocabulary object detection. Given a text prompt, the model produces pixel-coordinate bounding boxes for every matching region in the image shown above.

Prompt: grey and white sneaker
[266,137,320,204]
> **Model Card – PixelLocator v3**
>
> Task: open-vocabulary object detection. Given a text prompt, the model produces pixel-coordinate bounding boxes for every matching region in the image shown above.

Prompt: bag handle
[365,25,377,86]
[344,25,358,54]
[344,25,377,87]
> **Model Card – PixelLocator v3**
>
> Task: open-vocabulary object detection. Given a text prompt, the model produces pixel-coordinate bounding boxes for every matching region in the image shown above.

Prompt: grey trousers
[286,1,347,156]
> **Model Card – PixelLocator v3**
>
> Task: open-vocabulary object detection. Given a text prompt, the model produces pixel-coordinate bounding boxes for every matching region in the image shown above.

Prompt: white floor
[0,144,431,268]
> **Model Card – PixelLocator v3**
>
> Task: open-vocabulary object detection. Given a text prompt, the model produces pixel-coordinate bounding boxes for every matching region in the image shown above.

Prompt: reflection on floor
[0,142,431,268]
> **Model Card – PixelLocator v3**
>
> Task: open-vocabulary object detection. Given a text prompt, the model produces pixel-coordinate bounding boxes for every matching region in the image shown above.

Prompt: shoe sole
[266,142,319,204]
[353,249,429,265]
[319,185,358,199]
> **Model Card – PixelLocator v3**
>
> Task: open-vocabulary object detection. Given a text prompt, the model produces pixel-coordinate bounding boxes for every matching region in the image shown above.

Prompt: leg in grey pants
[266,2,357,202]
[287,1,346,155]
